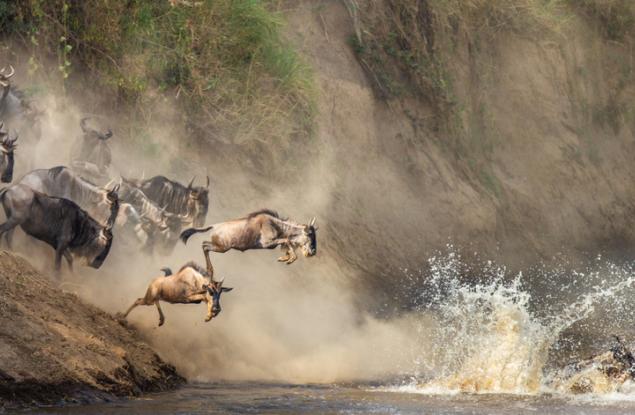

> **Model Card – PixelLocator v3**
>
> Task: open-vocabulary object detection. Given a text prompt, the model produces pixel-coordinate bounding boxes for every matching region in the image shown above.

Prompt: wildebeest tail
[160,267,172,276]
[180,225,213,244]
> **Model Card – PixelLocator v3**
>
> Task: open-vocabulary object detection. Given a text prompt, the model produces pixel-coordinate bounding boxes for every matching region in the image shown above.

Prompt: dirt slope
[0,251,183,410]
[281,1,635,297]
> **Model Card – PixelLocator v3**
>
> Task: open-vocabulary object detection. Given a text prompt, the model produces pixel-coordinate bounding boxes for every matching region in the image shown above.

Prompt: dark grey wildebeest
[126,175,209,228]
[0,66,42,150]
[180,209,317,277]
[119,178,190,254]
[121,261,233,326]
[0,184,119,273]
[15,166,149,248]
[0,123,18,183]
[70,117,113,181]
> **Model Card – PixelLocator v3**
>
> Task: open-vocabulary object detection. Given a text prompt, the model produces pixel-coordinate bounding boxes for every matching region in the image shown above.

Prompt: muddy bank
[0,251,183,411]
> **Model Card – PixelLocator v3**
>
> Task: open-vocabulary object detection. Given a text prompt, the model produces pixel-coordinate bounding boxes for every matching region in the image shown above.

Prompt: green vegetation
[1,0,314,149]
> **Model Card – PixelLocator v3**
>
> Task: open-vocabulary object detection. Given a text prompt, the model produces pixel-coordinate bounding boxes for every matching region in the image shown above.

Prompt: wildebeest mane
[245,209,285,220]
[48,165,66,180]
[178,261,209,278]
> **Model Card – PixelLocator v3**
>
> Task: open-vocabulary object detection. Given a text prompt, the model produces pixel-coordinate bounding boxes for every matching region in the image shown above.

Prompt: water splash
[392,251,635,396]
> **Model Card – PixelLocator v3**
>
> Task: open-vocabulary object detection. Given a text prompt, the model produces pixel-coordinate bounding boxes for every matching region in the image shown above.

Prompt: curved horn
[309,217,316,227]
[0,65,15,79]
[103,178,115,189]
[212,275,225,284]
[188,176,195,188]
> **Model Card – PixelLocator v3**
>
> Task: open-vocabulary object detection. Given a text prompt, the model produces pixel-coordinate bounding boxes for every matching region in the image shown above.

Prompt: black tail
[180,225,213,244]
[160,267,172,276]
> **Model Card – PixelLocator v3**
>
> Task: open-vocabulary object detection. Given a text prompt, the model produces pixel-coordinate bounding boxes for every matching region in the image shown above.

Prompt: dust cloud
[0,58,438,384]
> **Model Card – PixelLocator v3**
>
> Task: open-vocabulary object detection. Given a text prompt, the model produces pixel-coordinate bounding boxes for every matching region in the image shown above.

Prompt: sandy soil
[0,251,183,411]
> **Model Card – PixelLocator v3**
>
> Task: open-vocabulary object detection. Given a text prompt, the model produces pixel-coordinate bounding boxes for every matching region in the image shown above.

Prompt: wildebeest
[0,124,18,183]
[126,175,209,227]
[0,184,119,272]
[71,117,113,178]
[119,179,189,253]
[180,210,317,276]
[0,66,42,149]
[15,166,149,247]
[121,262,233,326]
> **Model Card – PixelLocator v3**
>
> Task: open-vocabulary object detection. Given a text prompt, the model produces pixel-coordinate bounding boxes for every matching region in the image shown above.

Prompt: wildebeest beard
[0,151,14,183]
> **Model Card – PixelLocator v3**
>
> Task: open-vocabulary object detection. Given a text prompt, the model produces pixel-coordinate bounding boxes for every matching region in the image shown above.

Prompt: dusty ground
[0,251,183,411]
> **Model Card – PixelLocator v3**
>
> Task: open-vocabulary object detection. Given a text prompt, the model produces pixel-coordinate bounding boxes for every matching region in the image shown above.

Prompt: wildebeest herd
[0,65,318,326]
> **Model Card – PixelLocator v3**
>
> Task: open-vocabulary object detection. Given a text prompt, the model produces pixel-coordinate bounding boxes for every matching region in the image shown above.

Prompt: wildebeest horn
[188,176,195,188]
[111,184,120,193]
[0,65,15,79]
[0,66,15,86]
[104,179,115,189]
[309,217,316,227]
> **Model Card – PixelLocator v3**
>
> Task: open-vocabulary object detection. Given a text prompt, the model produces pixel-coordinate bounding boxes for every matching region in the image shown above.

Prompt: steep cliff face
[281,1,635,294]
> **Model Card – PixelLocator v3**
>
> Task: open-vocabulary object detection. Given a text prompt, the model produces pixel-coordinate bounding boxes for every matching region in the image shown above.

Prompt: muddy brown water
[21,383,635,415]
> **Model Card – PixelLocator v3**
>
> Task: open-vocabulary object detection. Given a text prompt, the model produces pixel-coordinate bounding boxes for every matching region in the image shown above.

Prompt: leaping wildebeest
[0,123,18,183]
[125,175,210,228]
[0,184,119,273]
[180,209,317,276]
[121,262,233,326]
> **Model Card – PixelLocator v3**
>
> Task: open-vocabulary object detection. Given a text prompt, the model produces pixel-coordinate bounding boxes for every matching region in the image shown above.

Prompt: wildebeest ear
[222,287,233,292]
[206,175,210,189]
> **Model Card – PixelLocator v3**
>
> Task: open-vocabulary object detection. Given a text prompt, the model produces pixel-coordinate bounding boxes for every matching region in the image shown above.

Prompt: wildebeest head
[0,65,14,89]
[0,125,17,183]
[294,217,317,257]
[89,226,114,268]
[205,277,233,318]
[186,176,210,227]
[80,117,113,141]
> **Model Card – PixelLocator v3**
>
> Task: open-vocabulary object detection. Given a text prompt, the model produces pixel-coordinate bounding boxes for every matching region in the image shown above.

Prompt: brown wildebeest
[179,209,317,276]
[121,262,233,326]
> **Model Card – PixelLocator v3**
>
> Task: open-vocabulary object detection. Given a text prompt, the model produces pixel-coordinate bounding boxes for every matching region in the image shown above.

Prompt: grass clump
[2,0,314,154]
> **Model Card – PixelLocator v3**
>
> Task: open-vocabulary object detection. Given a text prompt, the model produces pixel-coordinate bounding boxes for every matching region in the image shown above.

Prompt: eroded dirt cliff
[0,251,183,411]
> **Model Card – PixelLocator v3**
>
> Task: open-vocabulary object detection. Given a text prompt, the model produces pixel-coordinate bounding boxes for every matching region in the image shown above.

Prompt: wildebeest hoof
[205,316,212,322]
[277,256,289,262]
[158,319,165,327]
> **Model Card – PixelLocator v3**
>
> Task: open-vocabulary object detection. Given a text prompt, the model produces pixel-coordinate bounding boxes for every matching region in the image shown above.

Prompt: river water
[24,253,635,414]
[29,383,635,414]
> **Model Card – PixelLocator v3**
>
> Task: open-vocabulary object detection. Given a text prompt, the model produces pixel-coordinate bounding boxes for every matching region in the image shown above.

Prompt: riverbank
[0,251,183,411]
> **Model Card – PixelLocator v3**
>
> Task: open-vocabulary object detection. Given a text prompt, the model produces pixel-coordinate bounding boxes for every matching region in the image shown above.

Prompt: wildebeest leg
[202,242,215,279]
[285,248,298,265]
[3,228,14,249]
[54,247,64,276]
[63,250,74,274]
[123,298,146,318]
[0,219,20,248]
[277,243,292,262]
[155,301,165,326]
